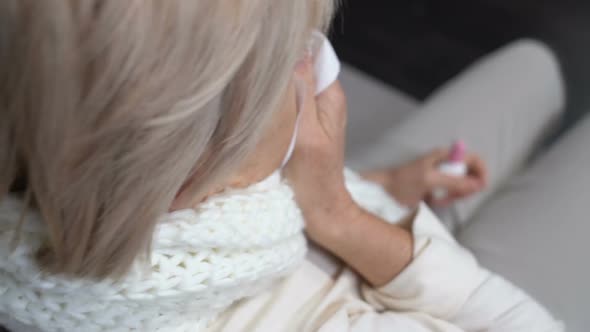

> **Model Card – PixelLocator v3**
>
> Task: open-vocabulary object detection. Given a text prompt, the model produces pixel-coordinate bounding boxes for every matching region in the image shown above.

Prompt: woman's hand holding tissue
[284,57,413,287]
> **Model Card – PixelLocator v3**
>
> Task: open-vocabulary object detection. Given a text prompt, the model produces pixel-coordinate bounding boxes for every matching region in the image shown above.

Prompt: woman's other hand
[283,56,355,241]
[363,149,488,208]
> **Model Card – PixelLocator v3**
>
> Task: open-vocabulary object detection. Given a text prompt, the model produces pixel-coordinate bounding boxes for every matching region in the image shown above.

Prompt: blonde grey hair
[0,0,336,279]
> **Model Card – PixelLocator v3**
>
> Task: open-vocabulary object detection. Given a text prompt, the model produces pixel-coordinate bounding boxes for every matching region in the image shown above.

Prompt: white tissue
[313,32,341,95]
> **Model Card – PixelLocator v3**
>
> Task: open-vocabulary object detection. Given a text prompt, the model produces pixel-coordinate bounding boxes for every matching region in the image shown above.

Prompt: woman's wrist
[303,188,361,244]
[307,198,415,287]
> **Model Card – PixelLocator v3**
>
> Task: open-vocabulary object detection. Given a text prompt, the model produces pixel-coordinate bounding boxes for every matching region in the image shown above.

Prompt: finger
[428,172,481,197]
[316,81,347,133]
[294,56,318,125]
[424,148,451,165]
[465,153,488,186]
[428,195,455,207]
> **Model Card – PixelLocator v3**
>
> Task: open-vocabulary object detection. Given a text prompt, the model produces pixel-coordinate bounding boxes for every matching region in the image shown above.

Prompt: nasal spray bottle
[432,140,467,201]
[432,140,467,230]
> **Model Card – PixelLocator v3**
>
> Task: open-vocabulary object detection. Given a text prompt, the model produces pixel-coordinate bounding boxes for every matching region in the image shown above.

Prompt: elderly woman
[0,1,566,331]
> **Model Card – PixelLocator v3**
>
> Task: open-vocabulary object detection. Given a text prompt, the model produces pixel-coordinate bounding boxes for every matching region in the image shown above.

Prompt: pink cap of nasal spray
[449,140,466,163]
[432,140,467,202]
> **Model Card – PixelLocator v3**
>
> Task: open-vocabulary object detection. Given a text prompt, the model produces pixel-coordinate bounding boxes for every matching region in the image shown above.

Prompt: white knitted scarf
[0,170,407,332]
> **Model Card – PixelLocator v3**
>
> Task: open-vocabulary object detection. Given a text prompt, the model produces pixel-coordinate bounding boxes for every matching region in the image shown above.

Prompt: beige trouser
[353,39,566,226]
[354,39,589,330]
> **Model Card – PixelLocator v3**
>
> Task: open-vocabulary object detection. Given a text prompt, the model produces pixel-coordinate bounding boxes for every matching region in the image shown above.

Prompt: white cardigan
[0,170,563,331]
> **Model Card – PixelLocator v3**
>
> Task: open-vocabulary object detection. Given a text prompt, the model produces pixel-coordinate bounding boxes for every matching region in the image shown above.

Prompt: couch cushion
[457,115,590,332]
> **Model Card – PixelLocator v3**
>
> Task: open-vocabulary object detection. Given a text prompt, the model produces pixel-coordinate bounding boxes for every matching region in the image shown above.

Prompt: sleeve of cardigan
[360,203,564,332]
